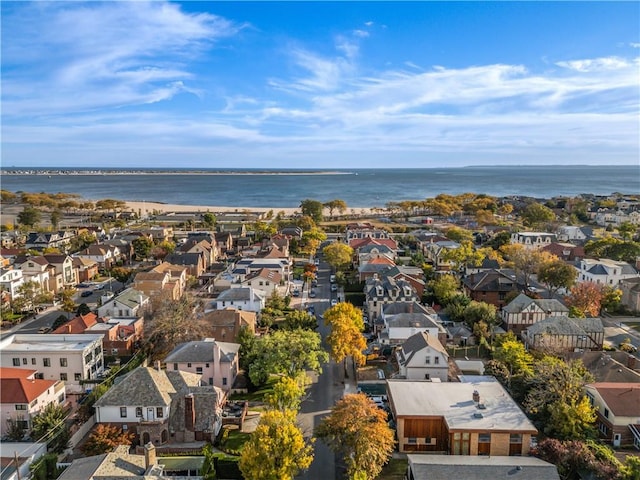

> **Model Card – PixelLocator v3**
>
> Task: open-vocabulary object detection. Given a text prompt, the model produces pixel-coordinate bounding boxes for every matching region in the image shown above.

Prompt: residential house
[385,265,426,297]
[0,367,66,438]
[133,262,187,301]
[556,226,594,244]
[356,243,396,265]
[380,302,445,346]
[566,351,640,383]
[164,252,206,278]
[576,258,639,287]
[414,232,450,256]
[464,258,501,276]
[17,256,54,293]
[364,277,419,321]
[212,287,266,313]
[501,293,569,335]
[424,241,461,271]
[585,383,640,448]
[165,338,240,390]
[0,334,104,394]
[25,231,75,251]
[86,317,144,357]
[42,254,77,288]
[620,277,640,312]
[141,227,173,242]
[349,237,398,253]
[73,244,121,270]
[540,242,585,263]
[280,226,303,239]
[358,258,396,282]
[405,455,560,480]
[72,257,99,283]
[462,269,520,310]
[97,288,150,318]
[52,312,99,335]
[387,376,537,455]
[510,232,557,250]
[94,366,226,446]
[522,316,604,352]
[239,268,282,295]
[201,308,256,342]
[265,234,290,257]
[178,238,218,268]
[396,332,449,381]
[234,257,291,281]
[102,238,134,264]
[215,232,234,255]
[345,222,391,242]
[0,266,24,300]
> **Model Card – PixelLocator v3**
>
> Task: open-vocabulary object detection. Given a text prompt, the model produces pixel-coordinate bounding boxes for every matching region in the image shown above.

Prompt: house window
[425,357,431,364]
[208,378,213,385]
[74,373,82,381]
[586,392,595,406]
[173,363,178,371]
[60,358,68,367]
[599,423,608,435]
[120,407,127,418]
[22,358,27,365]
[43,358,51,367]
[223,377,228,386]
[15,405,27,411]
[196,367,203,374]
[156,407,163,418]
[205,363,210,368]
[434,357,440,365]
[31,358,36,365]
[510,434,523,444]
[408,438,417,444]
[604,408,609,418]
[60,373,68,381]
[187,363,192,368]
[12,358,20,366]
[479,433,491,443]
[136,407,143,418]
[424,373,430,380]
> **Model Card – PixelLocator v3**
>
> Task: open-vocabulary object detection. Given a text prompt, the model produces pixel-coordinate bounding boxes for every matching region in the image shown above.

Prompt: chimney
[67,324,72,333]
[472,390,480,404]
[154,360,161,371]
[144,442,156,469]
[627,354,637,370]
[184,394,196,431]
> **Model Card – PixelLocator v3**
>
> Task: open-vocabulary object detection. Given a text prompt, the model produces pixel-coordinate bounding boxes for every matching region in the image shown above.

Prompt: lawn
[228,376,278,402]
[377,457,407,480]
[219,427,251,453]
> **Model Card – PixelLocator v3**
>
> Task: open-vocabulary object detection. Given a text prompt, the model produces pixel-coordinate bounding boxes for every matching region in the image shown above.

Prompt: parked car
[76,282,91,288]
[38,327,52,334]
[330,274,336,283]
[309,289,316,298]
[331,299,337,306]
[81,290,93,297]
[292,290,300,297]
[331,284,337,292]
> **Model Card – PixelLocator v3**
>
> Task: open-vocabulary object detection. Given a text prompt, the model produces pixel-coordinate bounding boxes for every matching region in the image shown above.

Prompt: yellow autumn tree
[239,409,313,480]
[323,302,366,377]
[316,394,395,480]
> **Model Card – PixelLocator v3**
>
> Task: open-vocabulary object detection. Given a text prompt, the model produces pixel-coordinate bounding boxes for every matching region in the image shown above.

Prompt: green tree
[12,281,52,313]
[200,444,217,480]
[299,199,324,224]
[110,266,133,284]
[538,259,577,297]
[323,242,354,272]
[428,274,459,305]
[202,212,217,229]
[617,221,637,242]
[132,236,154,260]
[486,231,511,250]
[323,199,347,218]
[17,205,42,228]
[324,302,366,377]
[493,332,534,377]
[521,202,556,228]
[444,226,473,243]
[444,293,471,322]
[301,227,327,255]
[5,417,27,441]
[31,403,70,453]
[506,244,556,289]
[584,237,640,263]
[76,303,91,315]
[441,240,485,271]
[50,210,63,229]
[265,375,307,412]
[82,424,134,455]
[59,288,77,319]
[239,409,313,480]
[282,309,317,331]
[602,285,623,313]
[316,394,395,480]
[248,329,328,386]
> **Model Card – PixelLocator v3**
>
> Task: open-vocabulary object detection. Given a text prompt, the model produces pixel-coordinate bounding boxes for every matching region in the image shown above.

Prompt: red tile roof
[53,312,99,334]
[0,368,57,404]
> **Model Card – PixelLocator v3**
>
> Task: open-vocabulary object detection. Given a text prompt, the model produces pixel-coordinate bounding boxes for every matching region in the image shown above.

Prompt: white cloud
[630,42,640,48]
[555,56,631,72]
[353,29,369,38]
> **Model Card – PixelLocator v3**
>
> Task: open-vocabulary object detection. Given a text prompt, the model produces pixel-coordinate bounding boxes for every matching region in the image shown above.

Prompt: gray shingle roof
[398,332,447,366]
[526,316,603,336]
[387,313,439,329]
[94,367,176,407]
[503,293,568,314]
[165,341,215,363]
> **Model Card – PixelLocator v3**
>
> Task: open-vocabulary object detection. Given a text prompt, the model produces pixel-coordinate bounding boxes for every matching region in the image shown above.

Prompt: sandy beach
[125,201,377,218]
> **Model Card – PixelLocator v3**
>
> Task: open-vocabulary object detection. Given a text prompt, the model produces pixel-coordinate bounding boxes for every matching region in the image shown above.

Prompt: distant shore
[1,169,353,176]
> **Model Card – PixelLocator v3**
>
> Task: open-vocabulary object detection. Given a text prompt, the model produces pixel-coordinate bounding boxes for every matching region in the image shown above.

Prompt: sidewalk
[0,304,58,337]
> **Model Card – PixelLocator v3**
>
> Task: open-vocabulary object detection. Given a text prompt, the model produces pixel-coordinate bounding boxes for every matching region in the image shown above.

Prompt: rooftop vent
[473,412,484,419]
[477,403,487,410]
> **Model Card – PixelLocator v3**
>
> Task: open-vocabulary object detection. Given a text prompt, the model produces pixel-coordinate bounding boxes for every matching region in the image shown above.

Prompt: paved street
[602,315,640,354]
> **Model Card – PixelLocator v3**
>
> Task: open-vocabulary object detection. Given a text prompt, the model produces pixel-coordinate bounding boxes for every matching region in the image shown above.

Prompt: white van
[330,274,336,283]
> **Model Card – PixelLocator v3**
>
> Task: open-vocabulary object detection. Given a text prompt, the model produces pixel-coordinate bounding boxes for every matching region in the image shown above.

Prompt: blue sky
[1,1,639,169]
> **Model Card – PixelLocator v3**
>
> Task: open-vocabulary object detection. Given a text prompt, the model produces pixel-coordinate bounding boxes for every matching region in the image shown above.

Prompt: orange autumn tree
[82,424,134,456]
[316,394,395,480]
[565,282,603,318]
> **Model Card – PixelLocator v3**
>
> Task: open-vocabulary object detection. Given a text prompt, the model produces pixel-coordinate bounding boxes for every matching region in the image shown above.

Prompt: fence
[446,345,491,359]
[65,415,95,454]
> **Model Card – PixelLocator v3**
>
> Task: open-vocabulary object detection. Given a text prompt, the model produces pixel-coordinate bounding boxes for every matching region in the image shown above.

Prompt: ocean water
[1,166,638,208]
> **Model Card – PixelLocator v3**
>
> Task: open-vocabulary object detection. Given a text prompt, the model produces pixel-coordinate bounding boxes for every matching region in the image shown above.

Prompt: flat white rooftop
[0,334,103,352]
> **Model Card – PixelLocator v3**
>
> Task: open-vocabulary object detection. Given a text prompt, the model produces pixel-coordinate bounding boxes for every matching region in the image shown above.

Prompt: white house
[0,334,104,394]
[237,268,282,296]
[0,267,24,300]
[164,338,240,390]
[556,226,593,243]
[97,288,150,318]
[396,332,449,381]
[585,383,640,448]
[73,244,121,270]
[379,302,445,345]
[511,232,557,250]
[212,287,265,313]
[576,258,639,287]
[233,257,291,281]
[0,367,66,438]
